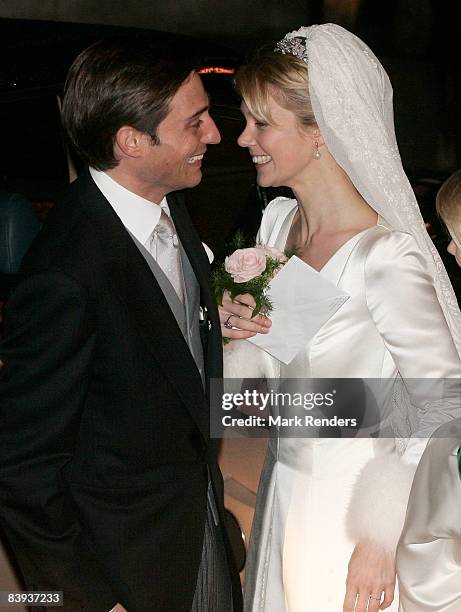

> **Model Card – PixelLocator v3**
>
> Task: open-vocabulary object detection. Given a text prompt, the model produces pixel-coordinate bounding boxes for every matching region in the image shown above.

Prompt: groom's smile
[138,71,221,201]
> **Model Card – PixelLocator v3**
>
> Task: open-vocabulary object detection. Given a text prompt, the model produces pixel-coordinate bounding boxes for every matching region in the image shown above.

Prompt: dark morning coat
[0,170,242,612]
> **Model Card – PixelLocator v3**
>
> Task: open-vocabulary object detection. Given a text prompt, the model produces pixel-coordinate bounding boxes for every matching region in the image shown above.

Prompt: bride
[219,24,461,611]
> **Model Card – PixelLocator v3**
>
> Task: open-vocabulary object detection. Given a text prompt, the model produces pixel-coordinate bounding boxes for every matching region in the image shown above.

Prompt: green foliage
[213,255,284,317]
[284,246,299,259]
[214,239,293,348]
[228,229,250,251]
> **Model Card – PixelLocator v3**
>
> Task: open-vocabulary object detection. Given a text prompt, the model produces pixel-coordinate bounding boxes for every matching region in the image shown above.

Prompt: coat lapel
[168,193,223,381]
[77,174,210,441]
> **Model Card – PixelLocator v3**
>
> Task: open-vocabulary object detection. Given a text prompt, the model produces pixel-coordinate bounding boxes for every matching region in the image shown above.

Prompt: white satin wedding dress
[243,197,461,612]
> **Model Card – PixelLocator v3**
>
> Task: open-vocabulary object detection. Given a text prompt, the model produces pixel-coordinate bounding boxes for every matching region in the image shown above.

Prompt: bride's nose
[237,123,255,148]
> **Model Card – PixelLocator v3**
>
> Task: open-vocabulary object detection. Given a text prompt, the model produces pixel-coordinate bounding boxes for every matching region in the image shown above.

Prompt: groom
[0,37,242,612]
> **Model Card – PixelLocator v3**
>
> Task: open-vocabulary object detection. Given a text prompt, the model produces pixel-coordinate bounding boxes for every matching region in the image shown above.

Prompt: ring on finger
[233,297,253,310]
[369,594,382,601]
[224,314,237,329]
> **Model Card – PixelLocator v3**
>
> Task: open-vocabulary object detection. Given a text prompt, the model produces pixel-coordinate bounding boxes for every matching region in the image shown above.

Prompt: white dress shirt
[89,168,213,264]
[89,167,170,252]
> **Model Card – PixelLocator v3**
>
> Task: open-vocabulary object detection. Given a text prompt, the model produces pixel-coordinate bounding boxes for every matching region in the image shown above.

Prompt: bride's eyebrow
[240,103,255,118]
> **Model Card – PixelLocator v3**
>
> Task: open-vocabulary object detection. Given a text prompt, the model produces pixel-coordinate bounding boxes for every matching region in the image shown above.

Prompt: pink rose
[225,248,267,283]
[258,245,288,263]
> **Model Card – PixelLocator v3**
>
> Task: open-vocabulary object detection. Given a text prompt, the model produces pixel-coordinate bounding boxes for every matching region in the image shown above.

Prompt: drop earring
[314,141,321,159]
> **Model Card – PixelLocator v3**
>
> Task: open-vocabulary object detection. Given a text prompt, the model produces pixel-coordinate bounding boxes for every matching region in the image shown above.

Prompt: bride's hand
[219,291,272,340]
[343,542,396,611]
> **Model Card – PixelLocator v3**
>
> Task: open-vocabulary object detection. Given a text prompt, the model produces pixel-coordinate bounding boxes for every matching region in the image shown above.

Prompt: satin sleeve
[397,422,461,611]
[364,230,461,464]
[223,198,296,381]
[256,197,297,246]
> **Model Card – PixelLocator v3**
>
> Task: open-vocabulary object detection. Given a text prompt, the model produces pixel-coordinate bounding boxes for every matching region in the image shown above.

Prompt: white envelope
[249,255,349,364]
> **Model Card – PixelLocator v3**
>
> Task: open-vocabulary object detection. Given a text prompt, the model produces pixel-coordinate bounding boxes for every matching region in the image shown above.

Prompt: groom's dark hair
[62,36,198,171]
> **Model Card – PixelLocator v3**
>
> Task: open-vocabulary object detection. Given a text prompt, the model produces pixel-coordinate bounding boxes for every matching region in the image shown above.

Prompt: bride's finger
[232,312,271,329]
[220,312,270,334]
[234,293,257,310]
[220,315,257,340]
[379,582,395,609]
[219,299,271,329]
[221,300,254,320]
[342,587,357,612]
[221,291,256,316]
[367,592,383,612]
[354,590,371,612]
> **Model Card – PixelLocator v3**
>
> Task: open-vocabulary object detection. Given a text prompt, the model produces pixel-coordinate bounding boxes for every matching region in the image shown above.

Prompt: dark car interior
[0,18,459,303]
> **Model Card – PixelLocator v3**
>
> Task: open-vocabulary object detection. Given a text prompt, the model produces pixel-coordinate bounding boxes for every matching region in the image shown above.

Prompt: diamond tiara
[274,35,309,64]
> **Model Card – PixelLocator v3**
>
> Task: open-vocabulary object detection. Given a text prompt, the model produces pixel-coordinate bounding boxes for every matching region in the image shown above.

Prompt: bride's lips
[252,154,272,166]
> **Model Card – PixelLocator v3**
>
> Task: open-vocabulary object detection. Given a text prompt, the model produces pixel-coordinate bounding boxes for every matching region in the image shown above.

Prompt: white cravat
[149,207,185,303]
[88,169,187,302]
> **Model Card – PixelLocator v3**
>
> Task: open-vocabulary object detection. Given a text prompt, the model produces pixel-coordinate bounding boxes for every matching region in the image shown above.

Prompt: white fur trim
[346,454,416,552]
[223,340,279,379]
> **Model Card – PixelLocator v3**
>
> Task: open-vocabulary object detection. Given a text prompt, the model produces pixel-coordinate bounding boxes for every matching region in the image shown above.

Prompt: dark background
[0,0,460,284]
[0,0,459,177]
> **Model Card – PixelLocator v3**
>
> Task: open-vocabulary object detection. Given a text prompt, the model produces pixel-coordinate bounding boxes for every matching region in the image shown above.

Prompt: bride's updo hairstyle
[235,49,317,129]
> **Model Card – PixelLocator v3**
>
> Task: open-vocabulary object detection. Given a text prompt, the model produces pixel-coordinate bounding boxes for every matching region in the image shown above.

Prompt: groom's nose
[201,114,221,145]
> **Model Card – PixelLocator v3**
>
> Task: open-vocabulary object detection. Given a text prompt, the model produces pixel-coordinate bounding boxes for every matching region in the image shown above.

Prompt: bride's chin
[257,177,281,189]
[256,172,276,188]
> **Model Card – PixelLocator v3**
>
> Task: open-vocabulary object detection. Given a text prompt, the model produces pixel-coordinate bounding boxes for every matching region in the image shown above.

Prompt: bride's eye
[255,121,268,129]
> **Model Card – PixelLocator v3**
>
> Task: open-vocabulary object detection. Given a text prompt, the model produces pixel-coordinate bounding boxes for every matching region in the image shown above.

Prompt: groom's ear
[113,126,144,160]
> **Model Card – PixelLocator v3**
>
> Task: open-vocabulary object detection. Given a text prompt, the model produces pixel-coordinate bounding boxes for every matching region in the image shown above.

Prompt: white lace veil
[276,23,461,358]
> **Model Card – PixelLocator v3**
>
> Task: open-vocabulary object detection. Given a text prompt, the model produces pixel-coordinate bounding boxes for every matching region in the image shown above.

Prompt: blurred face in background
[447,232,461,267]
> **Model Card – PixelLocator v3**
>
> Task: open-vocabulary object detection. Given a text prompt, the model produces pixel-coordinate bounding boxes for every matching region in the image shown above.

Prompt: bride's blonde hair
[436,169,461,248]
[235,49,317,128]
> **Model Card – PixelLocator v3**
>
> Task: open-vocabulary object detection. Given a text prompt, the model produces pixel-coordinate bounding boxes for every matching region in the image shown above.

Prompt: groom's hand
[219,291,272,340]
